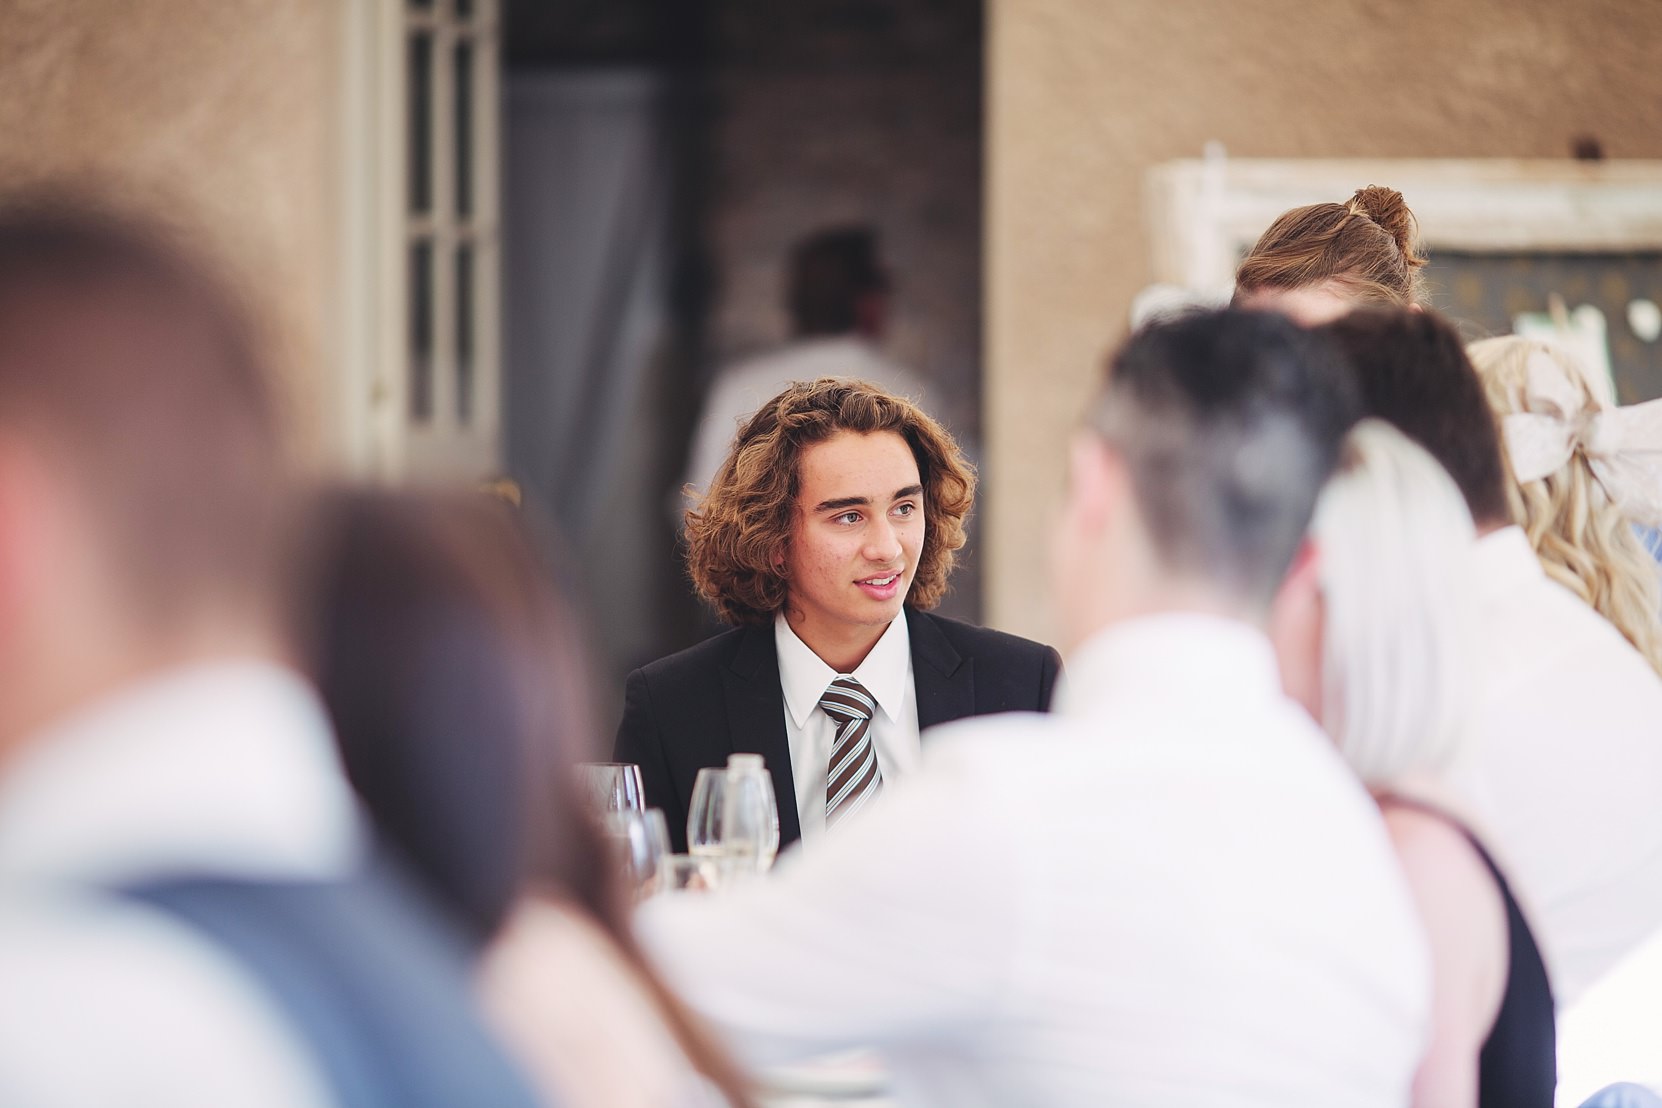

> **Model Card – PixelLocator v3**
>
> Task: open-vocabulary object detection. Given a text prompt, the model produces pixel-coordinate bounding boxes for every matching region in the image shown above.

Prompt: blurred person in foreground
[1466,336,1662,678]
[1272,421,1555,1108]
[302,489,752,1108]
[0,198,539,1104]
[1319,309,1662,1007]
[684,225,931,498]
[1233,185,1426,326]
[635,310,1430,1107]
[619,377,1060,854]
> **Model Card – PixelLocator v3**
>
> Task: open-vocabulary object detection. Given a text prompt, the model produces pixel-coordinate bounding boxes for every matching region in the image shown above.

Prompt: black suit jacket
[614,609,1062,852]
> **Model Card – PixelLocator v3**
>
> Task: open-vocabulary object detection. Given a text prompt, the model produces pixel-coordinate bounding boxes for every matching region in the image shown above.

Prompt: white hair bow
[1502,349,1662,528]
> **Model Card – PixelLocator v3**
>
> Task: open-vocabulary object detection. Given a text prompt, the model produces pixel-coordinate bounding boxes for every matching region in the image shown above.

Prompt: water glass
[603,806,670,900]
[577,761,644,815]
[686,756,780,878]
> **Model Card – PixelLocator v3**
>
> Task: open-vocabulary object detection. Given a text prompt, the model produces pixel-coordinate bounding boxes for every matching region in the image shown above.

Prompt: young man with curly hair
[616,377,1061,852]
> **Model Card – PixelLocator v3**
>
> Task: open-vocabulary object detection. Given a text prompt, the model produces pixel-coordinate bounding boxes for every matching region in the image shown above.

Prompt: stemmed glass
[686,755,780,885]
[577,761,644,815]
[603,806,671,900]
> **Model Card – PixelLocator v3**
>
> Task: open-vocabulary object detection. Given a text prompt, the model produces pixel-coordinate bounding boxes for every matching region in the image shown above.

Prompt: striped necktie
[819,676,884,829]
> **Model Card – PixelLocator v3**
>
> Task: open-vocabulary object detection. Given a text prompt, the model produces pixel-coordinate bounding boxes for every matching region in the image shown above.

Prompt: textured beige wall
[986,0,1662,642]
[0,0,340,464]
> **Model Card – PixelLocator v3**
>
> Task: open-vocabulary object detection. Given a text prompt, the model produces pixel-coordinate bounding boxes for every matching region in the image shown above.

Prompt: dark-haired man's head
[1055,309,1358,651]
[0,193,290,753]
[786,225,889,339]
[1317,309,1512,530]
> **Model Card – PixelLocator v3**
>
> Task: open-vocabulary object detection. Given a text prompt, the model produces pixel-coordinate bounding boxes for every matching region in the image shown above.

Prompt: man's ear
[0,443,54,635]
[1271,538,1323,626]
[1067,435,1127,535]
[1268,537,1324,715]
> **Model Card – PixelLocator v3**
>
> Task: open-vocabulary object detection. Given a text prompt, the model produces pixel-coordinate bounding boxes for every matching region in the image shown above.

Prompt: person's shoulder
[0,891,332,1107]
[1484,572,1662,702]
[632,624,762,684]
[911,610,1059,664]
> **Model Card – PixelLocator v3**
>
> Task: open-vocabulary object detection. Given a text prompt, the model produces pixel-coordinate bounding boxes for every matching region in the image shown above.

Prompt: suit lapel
[720,623,802,847]
[908,610,974,732]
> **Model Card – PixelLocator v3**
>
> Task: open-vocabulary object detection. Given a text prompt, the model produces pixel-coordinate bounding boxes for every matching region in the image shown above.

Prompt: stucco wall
[0,0,340,463]
[986,0,1662,641]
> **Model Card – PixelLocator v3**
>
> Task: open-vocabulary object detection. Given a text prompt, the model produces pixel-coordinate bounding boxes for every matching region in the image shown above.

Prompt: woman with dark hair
[302,490,751,1108]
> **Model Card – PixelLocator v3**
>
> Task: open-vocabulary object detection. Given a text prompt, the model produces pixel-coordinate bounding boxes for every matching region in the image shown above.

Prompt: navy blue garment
[120,859,544,1108]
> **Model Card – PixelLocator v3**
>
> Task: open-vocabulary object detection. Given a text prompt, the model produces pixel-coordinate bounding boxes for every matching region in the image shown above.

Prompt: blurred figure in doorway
[684,225,931,498]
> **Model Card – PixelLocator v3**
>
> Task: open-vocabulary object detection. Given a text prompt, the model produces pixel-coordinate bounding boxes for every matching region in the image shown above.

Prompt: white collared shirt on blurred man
[638,614,1430,1108]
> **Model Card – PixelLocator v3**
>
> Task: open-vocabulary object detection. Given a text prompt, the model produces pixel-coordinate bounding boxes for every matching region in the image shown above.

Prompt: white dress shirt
[638,614,1431,1107]
[775,610,922,845]
[0,662,365,1108]
[1449,526,1662,1004]
[684,336,930,496]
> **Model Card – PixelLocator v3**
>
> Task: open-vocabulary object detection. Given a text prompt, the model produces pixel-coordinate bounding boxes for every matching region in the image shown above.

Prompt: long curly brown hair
[686,377,976,625]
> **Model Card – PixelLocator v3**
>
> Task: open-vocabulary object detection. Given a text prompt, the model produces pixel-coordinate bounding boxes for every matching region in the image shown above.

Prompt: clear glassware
[603,807,669,900]
[687,766,727,863]
[721,753,780,874]
[576,761,644,815]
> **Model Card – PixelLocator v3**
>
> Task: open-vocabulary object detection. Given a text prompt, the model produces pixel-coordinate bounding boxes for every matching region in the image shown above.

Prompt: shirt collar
[1056,612,1282,719]
[0,661,365,887]
[775,610,912,727]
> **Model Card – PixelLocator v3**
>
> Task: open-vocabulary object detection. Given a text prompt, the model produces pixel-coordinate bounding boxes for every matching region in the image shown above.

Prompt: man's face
[782,430,924,656]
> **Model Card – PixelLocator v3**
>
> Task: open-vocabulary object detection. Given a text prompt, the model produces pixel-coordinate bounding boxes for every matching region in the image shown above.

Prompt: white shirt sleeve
[633,750,1029,1067]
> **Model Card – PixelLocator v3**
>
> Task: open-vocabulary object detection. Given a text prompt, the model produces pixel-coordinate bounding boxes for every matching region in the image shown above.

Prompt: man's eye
[836,511,862,525]
[894,502,917,518]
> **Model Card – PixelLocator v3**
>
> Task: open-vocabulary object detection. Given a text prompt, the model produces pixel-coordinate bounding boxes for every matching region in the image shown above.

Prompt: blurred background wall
[986,0,1662,642]
[0,0,342,466]
[3,0,1659,691]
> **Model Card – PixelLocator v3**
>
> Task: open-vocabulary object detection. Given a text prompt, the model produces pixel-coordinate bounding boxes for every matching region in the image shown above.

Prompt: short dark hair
[0,191,285,624]
[1318,309,1512,527]
[1089,309,1359,606]
[786,225,887,336]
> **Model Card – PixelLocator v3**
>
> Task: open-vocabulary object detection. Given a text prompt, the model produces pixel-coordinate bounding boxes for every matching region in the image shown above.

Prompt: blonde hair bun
[1348,185,1426,271]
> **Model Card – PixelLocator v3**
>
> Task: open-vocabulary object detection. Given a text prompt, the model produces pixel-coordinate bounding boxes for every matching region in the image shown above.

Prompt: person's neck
[785,609,892,674]
[1065,579,1262,657]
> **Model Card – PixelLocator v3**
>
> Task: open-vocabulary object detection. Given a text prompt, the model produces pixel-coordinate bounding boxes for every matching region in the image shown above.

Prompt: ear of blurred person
[1318,306,1662,1014]
[298,488,754,1108]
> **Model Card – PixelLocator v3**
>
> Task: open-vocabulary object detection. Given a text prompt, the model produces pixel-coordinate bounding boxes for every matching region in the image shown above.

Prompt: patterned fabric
[819,677,884,829]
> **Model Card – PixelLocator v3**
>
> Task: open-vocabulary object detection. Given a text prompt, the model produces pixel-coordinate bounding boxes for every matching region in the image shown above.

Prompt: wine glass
[577,761,644,816]
[603,807,670,900]
[722,753,780,873]
[687,766,727,863]
[687,757,780,882]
